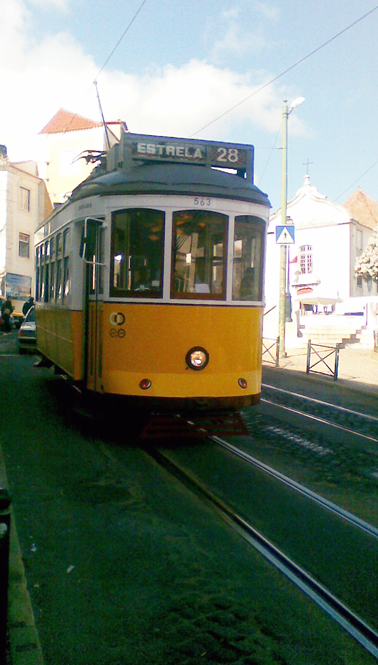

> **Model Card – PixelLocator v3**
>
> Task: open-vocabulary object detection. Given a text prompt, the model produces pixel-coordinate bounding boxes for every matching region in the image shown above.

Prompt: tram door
[81,218,104,392]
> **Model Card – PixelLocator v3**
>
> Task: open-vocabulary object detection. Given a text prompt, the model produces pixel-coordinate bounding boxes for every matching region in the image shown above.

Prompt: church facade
[264,175,378,340]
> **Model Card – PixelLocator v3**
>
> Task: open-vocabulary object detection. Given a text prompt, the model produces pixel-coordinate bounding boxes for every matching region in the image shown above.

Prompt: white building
[0,146,52,317]
[37,108,127,206]
[264,175,378,343]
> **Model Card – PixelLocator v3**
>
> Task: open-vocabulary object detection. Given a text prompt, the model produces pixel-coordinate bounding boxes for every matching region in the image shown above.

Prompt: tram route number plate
[132,140,248,170]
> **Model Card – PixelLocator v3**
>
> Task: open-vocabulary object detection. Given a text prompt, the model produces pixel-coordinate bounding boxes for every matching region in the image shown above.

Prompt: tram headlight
[186,347,209,371]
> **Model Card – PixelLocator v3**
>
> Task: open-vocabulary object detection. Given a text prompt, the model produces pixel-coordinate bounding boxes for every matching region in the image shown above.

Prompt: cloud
[28,0,71,10]
[0,0,305,162]
[253,1,279,21]
[210,7,268,63]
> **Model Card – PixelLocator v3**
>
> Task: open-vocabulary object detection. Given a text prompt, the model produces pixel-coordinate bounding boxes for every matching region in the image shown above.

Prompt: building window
[20,187,30,212]
[299,245,313,274]
[19,233,30,258]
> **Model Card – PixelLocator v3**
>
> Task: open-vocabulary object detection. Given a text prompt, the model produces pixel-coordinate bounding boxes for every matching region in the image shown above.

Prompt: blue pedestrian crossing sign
[276,225,295,244]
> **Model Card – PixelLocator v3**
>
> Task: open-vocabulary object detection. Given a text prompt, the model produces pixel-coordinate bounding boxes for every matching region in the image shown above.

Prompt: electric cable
[190,5,378,138]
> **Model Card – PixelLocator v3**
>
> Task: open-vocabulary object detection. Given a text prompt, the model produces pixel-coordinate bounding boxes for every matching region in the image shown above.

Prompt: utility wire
[334,161,378,201]
[94,0,148,82]
[64,0,148,131]
[256,126,281,188]
[190,5,378,137]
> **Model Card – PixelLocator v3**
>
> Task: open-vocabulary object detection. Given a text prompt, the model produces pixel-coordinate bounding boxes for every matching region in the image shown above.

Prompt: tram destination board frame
[119,132,254,181]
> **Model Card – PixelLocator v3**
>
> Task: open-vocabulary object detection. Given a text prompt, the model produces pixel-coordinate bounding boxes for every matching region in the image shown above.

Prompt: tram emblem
[109,312,125,326]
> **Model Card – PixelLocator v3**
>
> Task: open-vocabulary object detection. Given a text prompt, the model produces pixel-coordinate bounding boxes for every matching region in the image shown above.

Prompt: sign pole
[278,101,288,356]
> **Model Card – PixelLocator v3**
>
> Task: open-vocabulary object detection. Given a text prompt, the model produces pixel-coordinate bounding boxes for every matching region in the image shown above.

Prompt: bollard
[0,488,11,664]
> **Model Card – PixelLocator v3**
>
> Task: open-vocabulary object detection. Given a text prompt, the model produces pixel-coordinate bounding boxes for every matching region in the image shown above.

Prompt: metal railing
[262,337,280,367]
[306,339,340,380]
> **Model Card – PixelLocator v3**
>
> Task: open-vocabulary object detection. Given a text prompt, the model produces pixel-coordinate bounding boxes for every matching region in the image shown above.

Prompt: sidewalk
[265,344,378,393]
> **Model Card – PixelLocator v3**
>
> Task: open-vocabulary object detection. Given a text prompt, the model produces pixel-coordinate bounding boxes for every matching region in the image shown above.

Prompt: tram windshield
[110,209,164,297]
[232,216,264,301]
[172,210,227,299]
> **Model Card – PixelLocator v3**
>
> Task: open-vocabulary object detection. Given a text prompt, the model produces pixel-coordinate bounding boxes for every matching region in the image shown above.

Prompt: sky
[2,0,378,212]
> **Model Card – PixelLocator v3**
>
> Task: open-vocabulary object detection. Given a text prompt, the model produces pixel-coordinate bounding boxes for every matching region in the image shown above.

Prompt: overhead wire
[94,0,148,82]
[190,5,378,138]
[334,161,378,201]
[43,0,147,183]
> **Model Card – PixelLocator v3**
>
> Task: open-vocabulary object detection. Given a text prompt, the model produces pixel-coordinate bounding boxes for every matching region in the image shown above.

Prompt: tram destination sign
[122,133,254,179]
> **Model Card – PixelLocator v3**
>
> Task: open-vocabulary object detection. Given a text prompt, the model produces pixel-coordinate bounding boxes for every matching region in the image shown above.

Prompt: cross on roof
[303,158,313,174]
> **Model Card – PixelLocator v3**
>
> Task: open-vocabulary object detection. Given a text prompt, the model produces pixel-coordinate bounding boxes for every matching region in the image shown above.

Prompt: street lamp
[278,97,305,356]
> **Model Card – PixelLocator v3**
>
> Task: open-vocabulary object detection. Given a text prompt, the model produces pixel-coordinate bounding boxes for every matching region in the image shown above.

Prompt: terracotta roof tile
[39,108,102,134]
[343,187,378,230]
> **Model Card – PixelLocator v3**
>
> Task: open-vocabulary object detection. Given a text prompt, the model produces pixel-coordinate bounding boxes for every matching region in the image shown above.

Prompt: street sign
[276,225,295,244]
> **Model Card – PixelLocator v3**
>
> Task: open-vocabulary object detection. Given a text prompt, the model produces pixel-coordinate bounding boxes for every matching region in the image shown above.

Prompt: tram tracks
[210,435,378,540]
[148,440,378,659]
[261,383,378,444]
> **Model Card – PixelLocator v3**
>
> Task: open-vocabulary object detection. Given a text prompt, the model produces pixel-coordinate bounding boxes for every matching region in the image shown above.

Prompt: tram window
[232,216,264,301]
[38,266,43,301]
[43,264,49,302]
[62,229,71,302]
[172,211,227,299]
[63,229,71,255]
[49,262,55,300]
[63,257,70,301]
[89,226,104,295]
[36,267,40,301]
[56,233,62,259]
[110,209,164,298]
[56,259,63,301]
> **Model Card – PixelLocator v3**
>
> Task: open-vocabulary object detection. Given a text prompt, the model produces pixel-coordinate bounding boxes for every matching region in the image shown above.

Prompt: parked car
[18,306,36,353]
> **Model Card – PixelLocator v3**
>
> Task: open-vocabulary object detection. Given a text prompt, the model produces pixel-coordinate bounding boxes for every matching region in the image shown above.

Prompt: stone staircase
[299,315,374,349]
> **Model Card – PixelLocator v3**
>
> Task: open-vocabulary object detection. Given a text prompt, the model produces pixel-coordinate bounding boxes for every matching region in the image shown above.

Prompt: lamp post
[278,97,305,356]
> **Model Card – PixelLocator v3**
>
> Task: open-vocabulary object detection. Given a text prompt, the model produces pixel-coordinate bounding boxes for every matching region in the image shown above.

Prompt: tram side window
[63,229,71,302]
[49,237,56,301]
[55,233,63,301]
[232,216,265,301]
[110,209,164,298]
[35,248,40,301]
[89,226,105,295]
[172,211,227,299]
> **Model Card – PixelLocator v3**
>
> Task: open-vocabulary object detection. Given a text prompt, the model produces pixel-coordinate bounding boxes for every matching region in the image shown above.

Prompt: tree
[355,227,378,282]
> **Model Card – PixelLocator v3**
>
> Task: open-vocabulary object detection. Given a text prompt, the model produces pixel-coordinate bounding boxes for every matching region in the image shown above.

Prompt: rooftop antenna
[94,80,111,150]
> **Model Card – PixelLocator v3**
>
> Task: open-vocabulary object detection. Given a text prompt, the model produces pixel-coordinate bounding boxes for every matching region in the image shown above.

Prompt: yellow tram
[34,133,270,410]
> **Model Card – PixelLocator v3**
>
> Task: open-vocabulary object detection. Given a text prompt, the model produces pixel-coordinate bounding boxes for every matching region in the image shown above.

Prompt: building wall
[0,159,52,305]
[37,125,119,205]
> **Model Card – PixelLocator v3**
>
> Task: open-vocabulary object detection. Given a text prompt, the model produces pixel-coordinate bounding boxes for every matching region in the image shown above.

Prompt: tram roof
[70,162,270,207]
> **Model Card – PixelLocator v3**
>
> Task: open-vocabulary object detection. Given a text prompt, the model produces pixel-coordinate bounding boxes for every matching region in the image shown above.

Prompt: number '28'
[217,148,239,163]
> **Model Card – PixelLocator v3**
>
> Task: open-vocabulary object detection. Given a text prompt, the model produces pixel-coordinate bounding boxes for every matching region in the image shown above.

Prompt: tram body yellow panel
[36,308,84,380]
[94,304,262,398]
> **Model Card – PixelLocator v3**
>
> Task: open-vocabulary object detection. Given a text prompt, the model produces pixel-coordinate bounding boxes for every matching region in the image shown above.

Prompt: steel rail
[260,397,378,444]
[148,445,378,659]
[262,383,378,423]
[209,436,378,540]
